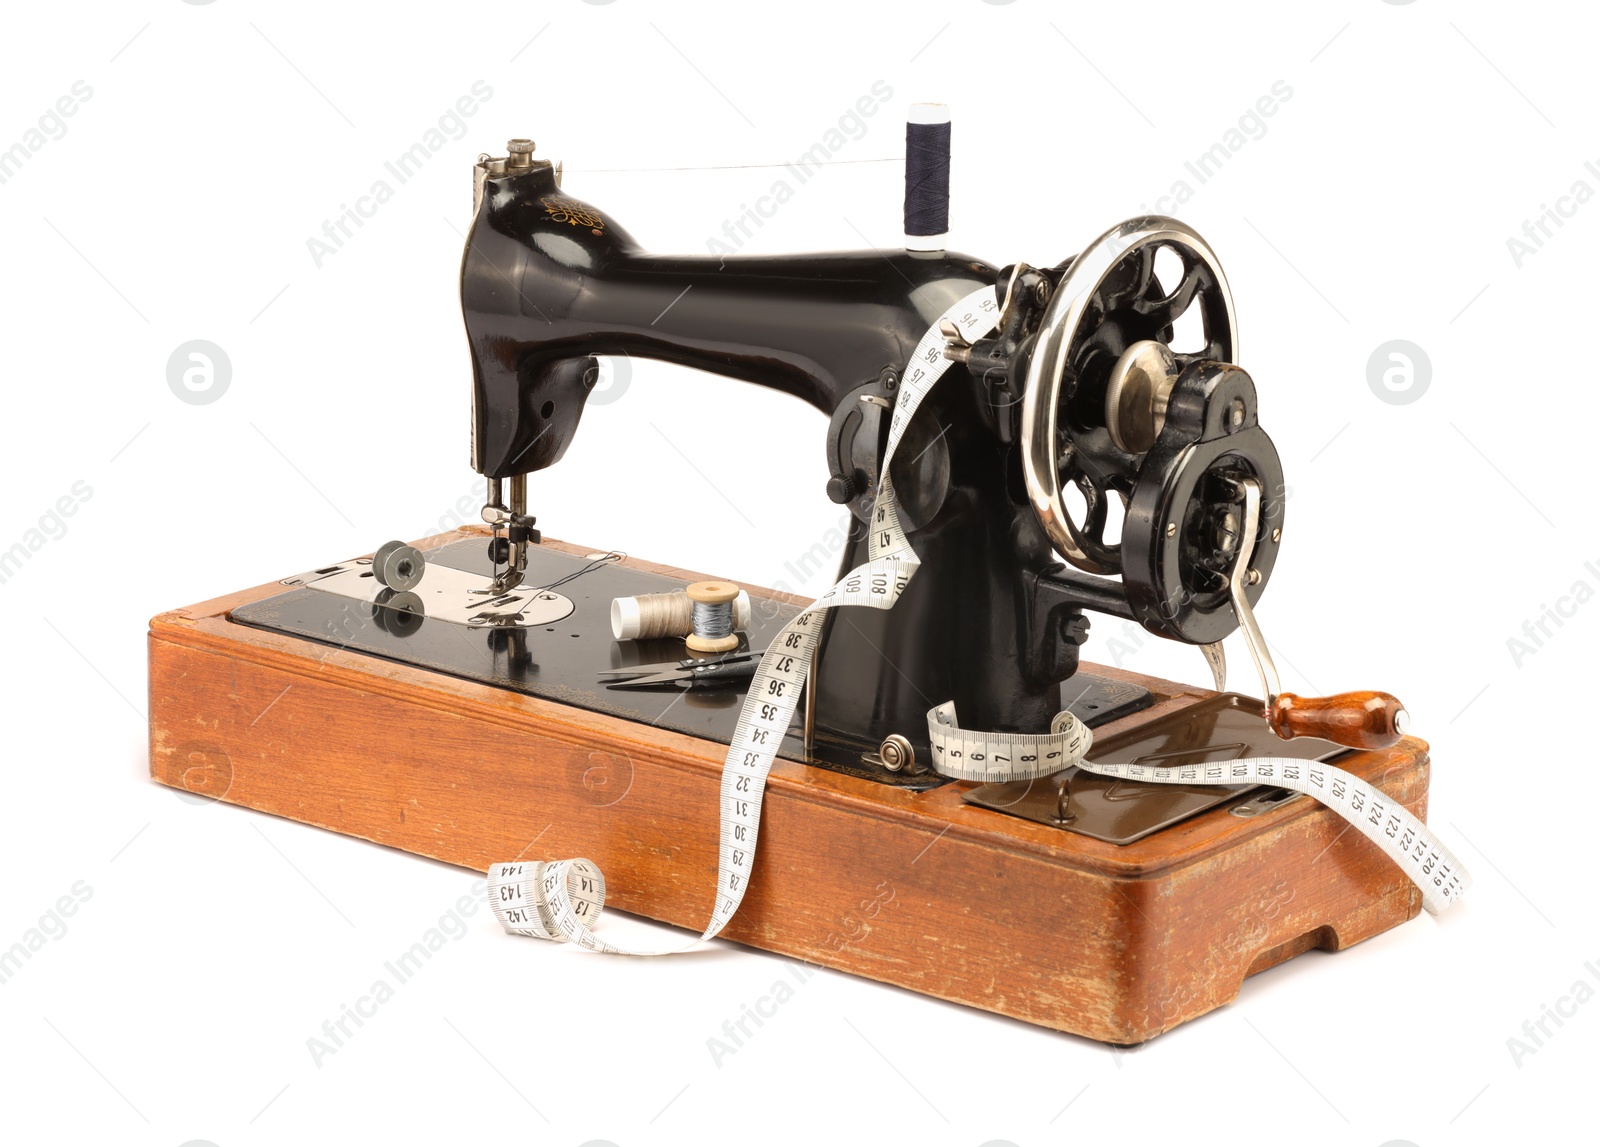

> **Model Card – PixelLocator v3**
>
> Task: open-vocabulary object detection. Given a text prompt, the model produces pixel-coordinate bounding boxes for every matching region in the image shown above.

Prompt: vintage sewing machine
[148,121,1434,1043]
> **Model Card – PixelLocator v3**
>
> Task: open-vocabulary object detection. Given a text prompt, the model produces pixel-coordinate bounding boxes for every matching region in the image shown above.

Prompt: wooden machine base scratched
[147,531,1427,1044]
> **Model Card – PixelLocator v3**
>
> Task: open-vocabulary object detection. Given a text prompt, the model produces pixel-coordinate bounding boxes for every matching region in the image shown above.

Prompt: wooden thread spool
[685,581,741,654]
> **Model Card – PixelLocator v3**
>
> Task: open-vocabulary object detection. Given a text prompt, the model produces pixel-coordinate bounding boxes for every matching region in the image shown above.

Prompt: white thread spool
[611,586,752,643]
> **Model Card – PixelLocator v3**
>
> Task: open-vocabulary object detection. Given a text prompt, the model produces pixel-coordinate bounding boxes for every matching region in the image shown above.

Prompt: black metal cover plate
[1060,674,1155,727]
[231,541,1159,790]
[231,539,831,760]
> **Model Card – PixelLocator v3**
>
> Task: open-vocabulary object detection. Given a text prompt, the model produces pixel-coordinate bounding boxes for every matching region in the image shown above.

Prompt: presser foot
[476,474,540,598]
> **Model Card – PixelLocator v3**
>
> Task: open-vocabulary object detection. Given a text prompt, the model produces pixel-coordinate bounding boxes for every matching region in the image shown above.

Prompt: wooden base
[148,532,1427,1044]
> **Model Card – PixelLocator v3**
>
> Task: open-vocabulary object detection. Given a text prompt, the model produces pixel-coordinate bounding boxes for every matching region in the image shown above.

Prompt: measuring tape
[931,705,1469,916]
[488,286,1469,954]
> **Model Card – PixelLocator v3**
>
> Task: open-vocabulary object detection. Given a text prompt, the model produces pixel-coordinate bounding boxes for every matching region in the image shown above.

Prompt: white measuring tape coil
[488,285,1469,952]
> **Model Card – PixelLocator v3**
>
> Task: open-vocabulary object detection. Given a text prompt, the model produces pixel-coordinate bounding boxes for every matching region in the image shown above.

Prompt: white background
[0,1,1594,1144]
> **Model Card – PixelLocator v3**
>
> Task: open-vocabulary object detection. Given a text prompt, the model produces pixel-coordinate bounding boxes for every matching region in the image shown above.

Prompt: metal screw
[878,734,914,773]
[1214,509,1240,557]
[1051,772,1076,824]
[1271,527,1282,542]
[1246,568,1262,586]
[506,138,535,169]
[1165,521,1178,538]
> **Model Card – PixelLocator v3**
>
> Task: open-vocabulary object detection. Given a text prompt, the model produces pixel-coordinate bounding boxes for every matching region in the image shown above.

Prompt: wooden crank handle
[1266,691,1408,750]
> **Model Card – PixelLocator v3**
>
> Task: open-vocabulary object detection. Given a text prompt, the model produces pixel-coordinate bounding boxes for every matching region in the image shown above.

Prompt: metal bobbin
[372,540,426,591]
[684,581,741,654]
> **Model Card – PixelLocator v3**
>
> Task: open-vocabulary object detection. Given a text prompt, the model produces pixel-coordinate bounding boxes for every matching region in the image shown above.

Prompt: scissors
[598,649,765,690]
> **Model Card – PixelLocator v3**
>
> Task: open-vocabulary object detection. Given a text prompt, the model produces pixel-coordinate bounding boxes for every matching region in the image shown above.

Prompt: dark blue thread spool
[904,103,951,251]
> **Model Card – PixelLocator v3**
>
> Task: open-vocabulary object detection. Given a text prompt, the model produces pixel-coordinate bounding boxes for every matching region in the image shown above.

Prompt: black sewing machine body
[463,162,1030,755]
[458,154,1284,767]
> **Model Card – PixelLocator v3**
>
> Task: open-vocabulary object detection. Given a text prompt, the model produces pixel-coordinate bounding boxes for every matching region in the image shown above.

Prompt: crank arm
[1229,478,1408,750]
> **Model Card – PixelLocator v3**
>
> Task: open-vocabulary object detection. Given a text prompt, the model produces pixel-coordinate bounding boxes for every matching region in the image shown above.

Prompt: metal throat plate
[289,559,575,628]
[962,693,1348,845]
